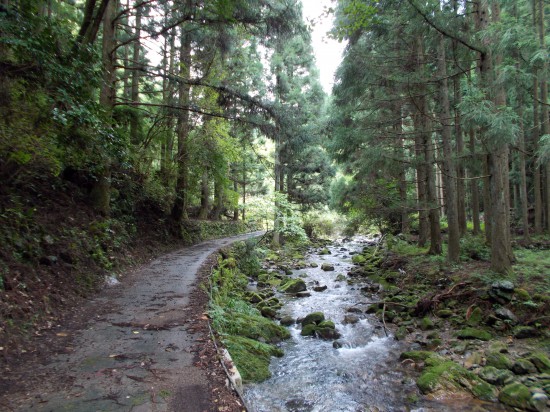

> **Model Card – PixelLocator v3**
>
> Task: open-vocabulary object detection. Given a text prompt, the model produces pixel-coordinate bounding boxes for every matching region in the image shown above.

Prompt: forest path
[2,231,263,412]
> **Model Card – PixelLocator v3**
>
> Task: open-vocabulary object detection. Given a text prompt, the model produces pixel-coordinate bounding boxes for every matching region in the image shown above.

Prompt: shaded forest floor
[0,173,254,363]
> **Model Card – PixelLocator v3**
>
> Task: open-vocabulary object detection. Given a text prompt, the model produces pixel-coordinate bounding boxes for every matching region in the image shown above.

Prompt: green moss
[212,308,290,343]
[420,317,435,331]
[223,335,283,383]
[416,359,497,401]
[467,307,483,326]
[301,324,317,336]
[318,320,335,329]
[456,328,492,341]
[514,288,531,301]
[278,278,306,293]
[436,309,454,318]
[352,254,366,264]
[301,312,325,326]
[528,352,550,373]
[498,382,532,410]
[485,351,513,370]
[399,351,440,362]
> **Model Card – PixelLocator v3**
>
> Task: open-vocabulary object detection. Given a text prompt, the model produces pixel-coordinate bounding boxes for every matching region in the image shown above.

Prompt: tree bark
[538,0,550,233]
[91,0,117,216]
[469,129,481,235]
[129,2,142,145]
[198,171,209,220]
[437,33,460,262]
[171,13,192,223]
[414,36,440,254]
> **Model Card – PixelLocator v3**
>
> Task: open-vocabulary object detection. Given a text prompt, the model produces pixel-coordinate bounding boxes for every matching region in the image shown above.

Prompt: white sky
[300,0,346,93]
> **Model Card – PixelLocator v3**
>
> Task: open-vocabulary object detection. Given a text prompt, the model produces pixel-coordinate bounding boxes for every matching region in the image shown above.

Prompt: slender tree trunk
[198,171,209,220]
[273,132,282,246]
[415,36,441,254]
[453,76,467,236]
[517,106,530,241]
[469,129,481,235]
[233,179,239,221]
[129,2,142,144]
[538,0,550,233]
[437,34,460,262]
[171,17,192,223]
[532,0,543,234]
[487,1,513,272]
[395,106,409,234]
[91,0,117,215]
[212,178,223,220]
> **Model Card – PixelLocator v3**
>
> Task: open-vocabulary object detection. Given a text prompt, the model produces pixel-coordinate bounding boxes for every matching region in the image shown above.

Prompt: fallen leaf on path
[133,331,140,334]
[56,332,68,337]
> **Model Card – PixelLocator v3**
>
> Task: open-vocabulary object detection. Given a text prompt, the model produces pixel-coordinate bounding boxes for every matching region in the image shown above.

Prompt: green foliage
[208,251,289,383]
[460,236,490,261]
[302,209,347,239]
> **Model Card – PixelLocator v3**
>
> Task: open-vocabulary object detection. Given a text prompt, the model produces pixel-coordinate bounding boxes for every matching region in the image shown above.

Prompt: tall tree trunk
[538,0,550,233]
[453,76,467,236]
[437,34,460,262]
[486,1,513,272]
[395,105,409,234]
[469,129,481,235]
[129,2,142,144]
[517,105,530,241]
[273,132,282,246]
[212,178,223,221]
[532,0,543,234]
[171,16,192,223]
[233,179,239,221]
[198,170,209,220]
[414,128,429,247]
[91,0,117,215]
[415,36,441,254]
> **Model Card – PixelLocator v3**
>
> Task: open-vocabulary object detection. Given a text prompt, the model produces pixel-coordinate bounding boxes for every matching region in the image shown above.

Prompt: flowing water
[243,237,507,412]
[244,237,417,412]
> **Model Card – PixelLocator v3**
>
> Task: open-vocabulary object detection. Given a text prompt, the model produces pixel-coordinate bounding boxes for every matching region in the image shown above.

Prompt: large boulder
[498,382,532,410]
[279,278,307,294]
[321,263,335,271]
[301,312,325,326]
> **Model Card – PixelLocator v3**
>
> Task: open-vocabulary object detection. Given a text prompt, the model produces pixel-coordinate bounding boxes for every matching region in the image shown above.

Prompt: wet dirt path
[2,232,262,412]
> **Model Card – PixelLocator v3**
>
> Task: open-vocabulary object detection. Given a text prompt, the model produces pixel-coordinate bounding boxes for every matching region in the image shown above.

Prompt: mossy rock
[352,254,366,264]
[318,320,335,329]
[478,366,514,385]
[416,359,497,401]
[301,312,325,326]
[420,317,435,331]
[513,326,540,339]
[498,382,532,410]
[301,324,317,336]
[512,358,538,375]
[457,328,492,341]
[400,351,440,362]
[528,352,550,373]
[485,351,513,370]
[467,307,483,326]
[214,311,290,343]
[316,327,340,340]
[514,288,531,301]
[321,263,335,271]
[279,278,307,294]
[319,248,331,255]
[436,309,454,318]
[335,274,347,282]
[223,335,283,383]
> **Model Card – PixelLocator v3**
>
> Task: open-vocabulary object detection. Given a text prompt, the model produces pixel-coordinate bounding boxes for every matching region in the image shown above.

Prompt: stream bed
[243,237,417,412]
[243,237,507,412]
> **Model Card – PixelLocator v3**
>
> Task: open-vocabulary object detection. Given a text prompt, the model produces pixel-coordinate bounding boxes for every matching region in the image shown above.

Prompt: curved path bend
[5,231,263,412]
